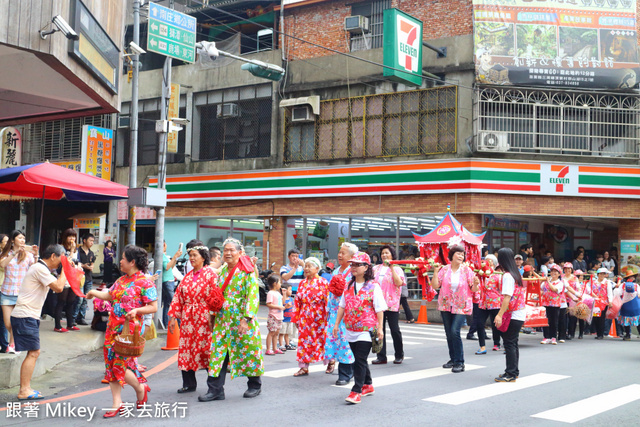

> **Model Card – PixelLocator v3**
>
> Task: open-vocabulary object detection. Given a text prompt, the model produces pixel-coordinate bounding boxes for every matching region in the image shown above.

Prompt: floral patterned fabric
[324,293,355,364]
[541,280,563,307]
[169,267,216,371]
[373,265,405,312]
[208,264,263,378]
[479,274,503,310]
[103,271,157,386]
[292,275,329,365]
[437,265,476,315]
[343,282,378,331]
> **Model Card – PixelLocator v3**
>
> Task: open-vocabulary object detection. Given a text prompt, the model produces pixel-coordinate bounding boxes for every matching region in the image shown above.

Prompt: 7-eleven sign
[383,9,423,86]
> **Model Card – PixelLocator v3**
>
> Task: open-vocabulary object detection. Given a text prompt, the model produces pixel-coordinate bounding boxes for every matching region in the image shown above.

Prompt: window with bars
[25,115,112,164]
[192,85,272,161]
[350,0,390,52]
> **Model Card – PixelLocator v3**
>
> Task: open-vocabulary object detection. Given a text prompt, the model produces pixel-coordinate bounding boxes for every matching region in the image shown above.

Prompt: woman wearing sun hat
[567,269,587,339]
[617,265,640,341]
[591,267,614,340]
[559,262,580,342]
[541,264,564,345]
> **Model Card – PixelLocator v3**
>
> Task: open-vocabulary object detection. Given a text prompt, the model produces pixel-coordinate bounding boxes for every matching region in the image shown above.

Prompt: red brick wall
[281,0,473,60]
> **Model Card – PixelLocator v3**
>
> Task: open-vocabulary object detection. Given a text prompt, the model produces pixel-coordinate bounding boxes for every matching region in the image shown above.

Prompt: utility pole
[127,0,141,246]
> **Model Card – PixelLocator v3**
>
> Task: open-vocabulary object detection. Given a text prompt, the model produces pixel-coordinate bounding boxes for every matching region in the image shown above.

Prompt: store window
[198,218,265,268]
[349,0,390,52]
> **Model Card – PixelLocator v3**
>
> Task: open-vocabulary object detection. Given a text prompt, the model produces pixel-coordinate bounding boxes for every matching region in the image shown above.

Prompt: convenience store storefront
[153,158,640,273]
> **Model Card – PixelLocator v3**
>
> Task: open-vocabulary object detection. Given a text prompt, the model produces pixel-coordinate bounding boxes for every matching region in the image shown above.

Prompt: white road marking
[424,373,570,405]
[332,364,485,388]
[400,334,447,342]
[388,328,446,337]
[531,384,640,424]
[263,357,414,378]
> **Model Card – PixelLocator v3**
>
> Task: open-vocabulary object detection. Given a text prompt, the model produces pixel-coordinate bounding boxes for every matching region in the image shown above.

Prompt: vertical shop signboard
[167,83,180,153]
[81,125,113,180]
[0,127,22,168]
[472,0,640,89]
[382,9,423,86]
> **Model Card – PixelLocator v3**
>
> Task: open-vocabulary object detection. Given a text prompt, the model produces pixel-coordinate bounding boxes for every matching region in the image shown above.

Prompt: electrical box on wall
[127,187,167,208]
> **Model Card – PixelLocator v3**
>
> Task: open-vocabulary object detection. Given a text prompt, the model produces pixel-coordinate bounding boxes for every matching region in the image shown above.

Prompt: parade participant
[475,254,502,355]
[432,244,480,373]
[332,242,357,385]
[161,241,182,328]
[74,233,96,326]
[54,229,80,333]
[372,245,406,365]
[292,257,329,377]
[103,241,116,285]
[168,242,215,394]
[540,265,563,344]
[567,270,588,339]
[86,245,156,418]
[199,238,263,401]
[494,248,525,382]
[560,263,580,341]
[324,268,355,375]
[10,245,66,400]
[333,252,386,404]
[618,265,640,341]
[1,230,37,353]
[591,267,613,340]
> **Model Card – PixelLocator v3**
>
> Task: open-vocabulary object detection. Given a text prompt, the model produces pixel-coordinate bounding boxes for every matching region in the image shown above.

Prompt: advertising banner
[473,0,640,89]
[620,240,640,270]
[81,125,113,180]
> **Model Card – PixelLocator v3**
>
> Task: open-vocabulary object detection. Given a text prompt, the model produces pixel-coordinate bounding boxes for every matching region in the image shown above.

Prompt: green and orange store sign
[150,159,640,202]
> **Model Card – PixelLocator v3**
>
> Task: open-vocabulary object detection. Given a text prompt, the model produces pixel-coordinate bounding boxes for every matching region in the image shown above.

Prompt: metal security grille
[350,0,390,51]
[25,115,112,163]
[475,87,640,158]
[284,86,457,162]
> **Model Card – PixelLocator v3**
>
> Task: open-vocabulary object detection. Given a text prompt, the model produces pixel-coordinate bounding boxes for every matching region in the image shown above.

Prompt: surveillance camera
[129,41,146,55]
[52,15,79,40]
[171,118,190,126]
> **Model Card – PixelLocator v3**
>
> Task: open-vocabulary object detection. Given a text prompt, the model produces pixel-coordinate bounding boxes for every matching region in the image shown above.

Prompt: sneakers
[558,339,565,343]
[7,345,19,354]
[540,338,550,344]
[492,345,500,351]
[345,392,361,404]
[452,364,465,373]
[442,360,454,369]
[551,338,557,345]
[69,326,80,331]
[361,384,375,396]
[54,327,69,333]
[495,374,516,382]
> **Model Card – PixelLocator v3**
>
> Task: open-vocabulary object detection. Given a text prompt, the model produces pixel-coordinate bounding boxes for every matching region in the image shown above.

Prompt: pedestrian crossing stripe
[333,364,485,388]
[387,328,446,337]
[424,373,570,405]
[401,334,447,342]
[531,384,640,423]
[263,357,415,378]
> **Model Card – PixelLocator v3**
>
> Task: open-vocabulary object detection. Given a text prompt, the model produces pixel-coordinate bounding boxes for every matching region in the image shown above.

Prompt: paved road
[2,311,640,426]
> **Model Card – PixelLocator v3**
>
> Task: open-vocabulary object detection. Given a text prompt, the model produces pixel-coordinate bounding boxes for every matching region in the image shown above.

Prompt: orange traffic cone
[161,323,180,350]
[608,320,617,338]
[416,299,430,324]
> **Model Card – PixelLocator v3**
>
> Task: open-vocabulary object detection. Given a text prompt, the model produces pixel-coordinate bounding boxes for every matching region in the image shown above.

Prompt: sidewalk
[0,316,104,389]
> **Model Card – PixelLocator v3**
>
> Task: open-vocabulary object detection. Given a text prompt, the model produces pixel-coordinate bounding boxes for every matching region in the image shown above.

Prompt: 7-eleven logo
[550,165,570,192]
[398,16,419,73]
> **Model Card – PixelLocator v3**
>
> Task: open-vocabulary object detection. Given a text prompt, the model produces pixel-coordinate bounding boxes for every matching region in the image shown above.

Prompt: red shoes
[103,405,123,418]
[345,392,361,404]
[136,384,149,409]
[361,384,375,396]
[54,328,68,333]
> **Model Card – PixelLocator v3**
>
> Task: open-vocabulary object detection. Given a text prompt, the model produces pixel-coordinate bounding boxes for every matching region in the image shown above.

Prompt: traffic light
[241,62,284,82]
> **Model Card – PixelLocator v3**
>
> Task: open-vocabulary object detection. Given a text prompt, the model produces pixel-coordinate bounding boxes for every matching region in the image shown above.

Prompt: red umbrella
[0,162,128,245]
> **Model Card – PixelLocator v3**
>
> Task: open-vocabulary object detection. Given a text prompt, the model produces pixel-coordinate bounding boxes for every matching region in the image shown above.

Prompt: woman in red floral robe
[169,242,216,393]
[292,257,329,377]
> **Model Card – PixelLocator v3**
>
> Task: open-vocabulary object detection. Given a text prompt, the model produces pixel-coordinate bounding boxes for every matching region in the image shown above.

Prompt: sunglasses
[350,262,367,267]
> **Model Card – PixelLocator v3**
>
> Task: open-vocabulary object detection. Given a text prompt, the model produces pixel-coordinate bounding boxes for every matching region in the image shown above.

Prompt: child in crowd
[279,283,296,351]
[266,274,286,355]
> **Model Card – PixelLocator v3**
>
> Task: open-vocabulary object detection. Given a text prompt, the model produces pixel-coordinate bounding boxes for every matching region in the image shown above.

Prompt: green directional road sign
[147,2,196,63]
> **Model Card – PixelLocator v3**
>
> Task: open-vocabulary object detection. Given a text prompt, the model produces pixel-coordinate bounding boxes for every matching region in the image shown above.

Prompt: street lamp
[196,41,285,82]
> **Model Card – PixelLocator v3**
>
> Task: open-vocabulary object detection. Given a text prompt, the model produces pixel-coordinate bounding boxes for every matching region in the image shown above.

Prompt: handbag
[606,295,622,320]
[369,329,383,353]
[206,264,238,313]
[496,311,512,333]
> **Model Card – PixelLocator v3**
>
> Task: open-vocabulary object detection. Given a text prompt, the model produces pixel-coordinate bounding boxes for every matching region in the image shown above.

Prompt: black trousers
[400,296,414,321]
[567,316,584,337]
[55,288,77,329]
[543,306,560,339]
[477,308,501,348]
[503,319,524,378]
[378,311,403,360]
[182,370,197,389]
[558,307,567,340]
[349,340,372,394]
[206,353,261,395]
[592,308,608,337]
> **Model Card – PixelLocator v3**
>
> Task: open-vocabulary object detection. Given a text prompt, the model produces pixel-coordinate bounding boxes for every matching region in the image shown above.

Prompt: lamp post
[127,0,141,246]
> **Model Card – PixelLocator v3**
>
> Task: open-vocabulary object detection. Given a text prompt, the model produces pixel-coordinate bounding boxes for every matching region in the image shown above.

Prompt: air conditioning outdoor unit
[344,15,369,34]
[217,103,239,118]
[291,105,314,122]
[476,131,510,152]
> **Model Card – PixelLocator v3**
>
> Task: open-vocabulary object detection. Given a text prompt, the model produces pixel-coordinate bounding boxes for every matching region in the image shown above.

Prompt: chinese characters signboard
[117,201,157,221]
[81,125,113,180]
[0,127,22,168]
[383,9,423,86]
[167,83,180,153]
[473,0,640,89]
[73,218,100,229]
[54,160,82,172]
[147,2,196,63]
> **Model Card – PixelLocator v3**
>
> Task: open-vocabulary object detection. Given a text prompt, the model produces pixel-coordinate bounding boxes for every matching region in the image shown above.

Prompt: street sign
[167,83,180,153]
[147,2,196,63]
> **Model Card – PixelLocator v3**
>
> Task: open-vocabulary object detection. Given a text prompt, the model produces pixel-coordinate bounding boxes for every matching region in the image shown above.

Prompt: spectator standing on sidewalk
[161,241,182,327]
[280,249,304,295]
[54,229,80,333]
[11,244,66,400]
[74,233,96,326]
[103,241,116,285]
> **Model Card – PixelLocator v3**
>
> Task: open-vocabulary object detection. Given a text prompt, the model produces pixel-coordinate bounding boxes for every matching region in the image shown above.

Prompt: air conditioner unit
[291,105,314,122]
[118,115,130,128]
[217,103,239,118]
[344,15,369,34]
[477,131,510,152]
